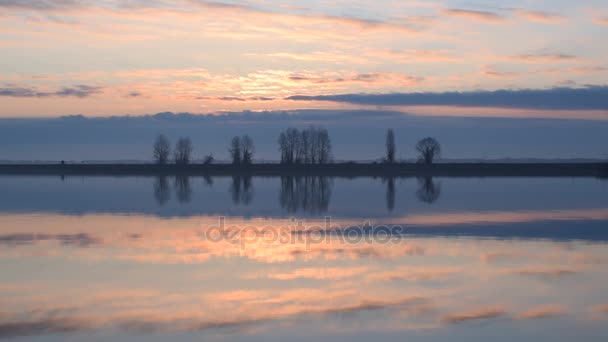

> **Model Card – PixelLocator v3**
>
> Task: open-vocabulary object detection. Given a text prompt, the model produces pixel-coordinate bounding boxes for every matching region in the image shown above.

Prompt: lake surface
[1,175,607,341]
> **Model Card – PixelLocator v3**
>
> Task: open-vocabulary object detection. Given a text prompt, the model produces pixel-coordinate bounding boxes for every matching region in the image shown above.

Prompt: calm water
[1,175,607,341]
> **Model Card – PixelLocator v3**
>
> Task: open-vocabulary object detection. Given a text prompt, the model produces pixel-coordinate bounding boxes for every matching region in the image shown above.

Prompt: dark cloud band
[0,85,102,98]
[286,86,608,110]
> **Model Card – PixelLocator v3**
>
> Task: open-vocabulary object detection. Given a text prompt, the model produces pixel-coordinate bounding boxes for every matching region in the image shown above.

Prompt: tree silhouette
[385,129,396,163]
[203,154,214,165]
[241,135,255,165]
[278,126,332,165]
[229,136,241,165]
[153,134,171,165]
[174,137,193,165]
[416,137,441,164]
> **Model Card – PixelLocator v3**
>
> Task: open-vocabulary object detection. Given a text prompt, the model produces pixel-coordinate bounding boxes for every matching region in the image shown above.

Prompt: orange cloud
[516,305,566,320]
[509,268,580,280]
[267,266,369,280]
[513,9,565,23]
[442,9,504,22]
[593,18,608,25]
[509,53,580,63]
[442,307,507,324]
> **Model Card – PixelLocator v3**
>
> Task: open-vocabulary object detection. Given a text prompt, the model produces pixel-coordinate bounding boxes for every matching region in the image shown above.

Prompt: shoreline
[0,162,606,177]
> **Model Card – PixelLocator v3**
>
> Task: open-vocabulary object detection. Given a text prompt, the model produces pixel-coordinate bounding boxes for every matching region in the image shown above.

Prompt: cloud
[366,49,457,63]
[0,85,101,98]
[593,18,608,25]
[0,0,84,11]
[442,307,507,324]
[510,53,580,63]
[595,304,608,314]
[442,8,504,22]
[197,96,275,102]
[286,86,608,110]
[516,305,566,320]
[287,72,423,86]
[0,318,90,339]
[512,9,565,23]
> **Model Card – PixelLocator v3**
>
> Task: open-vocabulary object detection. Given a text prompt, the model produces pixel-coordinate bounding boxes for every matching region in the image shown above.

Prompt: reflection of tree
[416,176,441,204]
[383,177,395,212]
[230,175,254,205]
[203,175,214,187]
[280,176,333,214]
[174,175,192,203]
[153,176,170,206]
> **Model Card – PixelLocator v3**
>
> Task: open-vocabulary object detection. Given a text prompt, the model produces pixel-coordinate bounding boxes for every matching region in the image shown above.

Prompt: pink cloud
[442,306,508,324]
[516,305,566,320]
[513,9,565,23]
[593,18,608,25]
[442,8,504,22]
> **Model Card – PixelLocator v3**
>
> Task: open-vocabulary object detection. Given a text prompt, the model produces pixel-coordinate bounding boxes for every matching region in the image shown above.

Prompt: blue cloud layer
[287,86,608,110]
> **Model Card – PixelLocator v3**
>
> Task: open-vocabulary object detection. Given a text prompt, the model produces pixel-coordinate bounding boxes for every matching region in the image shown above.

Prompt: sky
[1,0,608,118]
[2,111,608,161]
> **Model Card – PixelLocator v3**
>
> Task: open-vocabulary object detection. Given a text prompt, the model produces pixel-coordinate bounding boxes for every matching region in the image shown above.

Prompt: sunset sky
[1,0,608,118]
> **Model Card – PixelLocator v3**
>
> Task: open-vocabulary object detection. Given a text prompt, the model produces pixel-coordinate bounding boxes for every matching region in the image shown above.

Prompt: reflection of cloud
[510,268,580,280]
[0,233,101,247]
[268,266,368,280]
[365,267,459,282]
[402,208,608,226]
[516,305,566,319]
[442,307,507,324]
[0,293,431,338]
[481,251,523,264]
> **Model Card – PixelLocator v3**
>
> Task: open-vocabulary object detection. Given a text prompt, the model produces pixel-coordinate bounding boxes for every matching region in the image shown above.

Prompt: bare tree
[241,135,255,165]
[278,126,332,164]
[174,137,193,165]
[153,134,171,165]
[278,132,288,164]
[229,136,241,165]
[317,127,332,164]
[278,128,303,164]
[416,137,441,164]
[385,129,396,163]
[203,154,214,165]
[299,128,311,164]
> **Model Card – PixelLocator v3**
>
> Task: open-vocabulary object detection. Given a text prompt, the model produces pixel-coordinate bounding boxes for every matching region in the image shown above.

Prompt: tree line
[153,128,441,165]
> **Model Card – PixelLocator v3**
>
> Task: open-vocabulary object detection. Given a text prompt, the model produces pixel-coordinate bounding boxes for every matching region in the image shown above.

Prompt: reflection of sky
[1,176,607,217]
[0,176,608,340]
[1,213,608,341]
